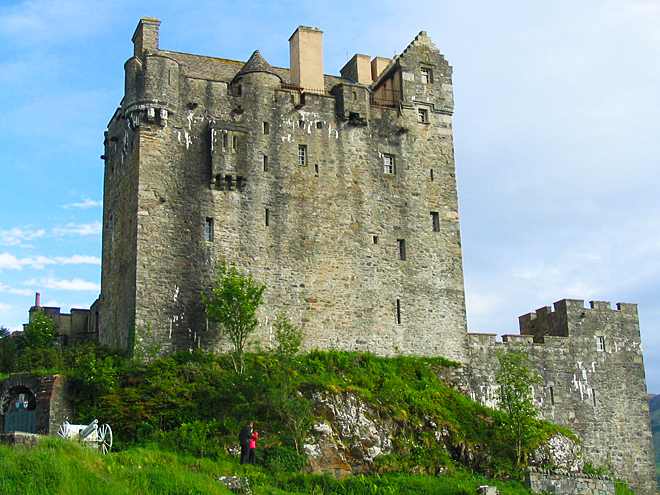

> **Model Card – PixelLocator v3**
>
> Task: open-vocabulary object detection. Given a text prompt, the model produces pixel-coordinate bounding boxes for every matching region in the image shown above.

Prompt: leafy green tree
[495,345,541,468]
[24,309,57,349]
[0,326,22,373]
[268,313,311,453]
[203,261,266,373]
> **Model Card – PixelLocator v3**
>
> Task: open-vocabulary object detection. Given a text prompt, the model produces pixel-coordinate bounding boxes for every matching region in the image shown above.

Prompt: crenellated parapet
[465,298,654,494]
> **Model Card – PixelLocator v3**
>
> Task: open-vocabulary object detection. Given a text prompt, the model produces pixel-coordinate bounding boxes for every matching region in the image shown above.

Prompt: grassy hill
[0,343,633,494]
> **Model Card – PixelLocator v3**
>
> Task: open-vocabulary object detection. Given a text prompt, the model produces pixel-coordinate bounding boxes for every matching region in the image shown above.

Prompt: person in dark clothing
[239,422,255,464]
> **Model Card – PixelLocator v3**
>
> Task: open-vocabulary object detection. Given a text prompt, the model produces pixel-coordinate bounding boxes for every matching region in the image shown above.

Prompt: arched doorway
[2,386,37,433]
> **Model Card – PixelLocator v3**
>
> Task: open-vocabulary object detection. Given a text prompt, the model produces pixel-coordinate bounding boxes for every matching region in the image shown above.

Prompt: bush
[261,445,308,472]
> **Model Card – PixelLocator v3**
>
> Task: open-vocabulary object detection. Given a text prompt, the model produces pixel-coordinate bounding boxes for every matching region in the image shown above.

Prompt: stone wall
[525,467,615,495]
[465,299,657,494]
[99,19,468,362]
[0,374,73,436]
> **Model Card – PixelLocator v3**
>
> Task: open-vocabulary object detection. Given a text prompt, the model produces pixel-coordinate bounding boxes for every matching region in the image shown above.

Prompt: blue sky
[1,0,659,392]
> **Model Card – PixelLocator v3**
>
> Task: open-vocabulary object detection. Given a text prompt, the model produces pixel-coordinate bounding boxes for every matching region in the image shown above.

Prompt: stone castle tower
[98,18,657,493]
[100,18,468,361]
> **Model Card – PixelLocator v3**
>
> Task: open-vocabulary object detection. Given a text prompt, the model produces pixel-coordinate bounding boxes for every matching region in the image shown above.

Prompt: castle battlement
[95,18,657,493]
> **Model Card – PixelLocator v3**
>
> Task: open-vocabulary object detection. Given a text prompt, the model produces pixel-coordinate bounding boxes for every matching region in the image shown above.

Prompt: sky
[1,0,658,391]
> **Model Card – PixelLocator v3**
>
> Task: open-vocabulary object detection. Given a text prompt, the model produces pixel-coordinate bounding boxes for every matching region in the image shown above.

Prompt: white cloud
[0,302,12,313]
[55,255,101,265]
[0,253,56,270]
[52,221,102,236]
[62,197,103,209]
[23,277,100,291]
[0,283,35,296]
[0,252,100,270]
[0,227,45,246]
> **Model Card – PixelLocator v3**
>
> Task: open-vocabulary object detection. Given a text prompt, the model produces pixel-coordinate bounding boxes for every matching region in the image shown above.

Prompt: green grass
[0,439,534,495]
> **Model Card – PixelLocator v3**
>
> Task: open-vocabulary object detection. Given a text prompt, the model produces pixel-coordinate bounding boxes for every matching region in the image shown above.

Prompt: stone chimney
[371,57,391,82]
[340,54,372,85]
[132,17,161,59]
[289,26,324,91]
[35,292,40,307]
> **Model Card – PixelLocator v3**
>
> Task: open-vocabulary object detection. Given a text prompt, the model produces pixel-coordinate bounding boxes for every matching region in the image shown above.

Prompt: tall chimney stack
[35,292,40,307]
[289,26,324,91]
[132,17,161,60]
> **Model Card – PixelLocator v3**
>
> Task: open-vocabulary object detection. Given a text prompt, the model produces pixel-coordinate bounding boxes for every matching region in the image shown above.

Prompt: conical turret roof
[231,50,282,84]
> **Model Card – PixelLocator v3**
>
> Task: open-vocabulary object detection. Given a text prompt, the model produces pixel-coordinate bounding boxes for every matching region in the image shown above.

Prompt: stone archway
[0,374,73,435]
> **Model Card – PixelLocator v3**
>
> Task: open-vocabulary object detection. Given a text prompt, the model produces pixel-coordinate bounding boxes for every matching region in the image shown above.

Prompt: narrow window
[298,145,307,166]
[418,108,428,123]
[263,122,270,135]
[421,68,432,84]
[397,239,406,260]
[265,208,270,227]
[383,154,395,174]
[263,155,269,172]
[396,299,401,324]
[223,133,228,150]
[352,91,357,100]
[315,164,319,175]
[430,169,434,181]
[205,218,214,242]
[592,389,597,406]
[316,121,323,129]
[596,336,605,352]
[299,119,305,129]
[373,235,378,244]
[233,135,238,150]
[431,212,440,232]
[549,386,555,406]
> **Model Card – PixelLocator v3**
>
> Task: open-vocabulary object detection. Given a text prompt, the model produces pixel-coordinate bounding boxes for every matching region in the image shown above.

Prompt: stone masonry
[100,18,467,362]
[466,300,657,494]
[98,18,657,494]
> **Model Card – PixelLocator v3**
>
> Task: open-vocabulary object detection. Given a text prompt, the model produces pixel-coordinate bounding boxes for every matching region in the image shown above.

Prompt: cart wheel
[98,423,113,454]
[57,422,69,439]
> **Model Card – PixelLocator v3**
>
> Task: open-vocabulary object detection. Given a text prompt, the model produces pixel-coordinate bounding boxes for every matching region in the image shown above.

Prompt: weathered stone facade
[525,467,615,495]
[98,18,657,494]
[100,18,467,361]
[466,300,657,494]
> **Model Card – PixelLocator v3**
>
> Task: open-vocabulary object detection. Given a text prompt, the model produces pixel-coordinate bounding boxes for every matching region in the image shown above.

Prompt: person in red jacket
[248,429,259,464]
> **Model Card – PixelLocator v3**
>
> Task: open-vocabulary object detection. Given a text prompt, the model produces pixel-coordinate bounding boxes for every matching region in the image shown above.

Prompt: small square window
[397,239,406,261]
[205,218,214,242]
[263,122,270,135]
[431,212,440,232]
[383,154,395,174]
[596,336,605,352]
[263,155,269,172]
[298,145,307,166]
[421,68,433,84]
[316,122,323,129]
[418,108,429,123]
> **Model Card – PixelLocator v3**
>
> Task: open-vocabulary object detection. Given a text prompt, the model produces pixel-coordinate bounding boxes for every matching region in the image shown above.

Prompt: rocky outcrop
[529,433,584,472]
[303,392,584,480]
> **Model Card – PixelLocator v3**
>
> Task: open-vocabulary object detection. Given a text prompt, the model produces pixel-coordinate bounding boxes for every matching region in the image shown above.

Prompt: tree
[203,261,266,373]
[0,326,22,373]
[495,345,541,468]
[268,313,311,454]
[24,309,57,349]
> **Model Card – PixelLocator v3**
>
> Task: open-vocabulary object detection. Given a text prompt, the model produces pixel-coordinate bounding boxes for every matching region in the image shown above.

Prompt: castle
[85,17,658,492]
